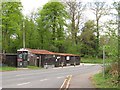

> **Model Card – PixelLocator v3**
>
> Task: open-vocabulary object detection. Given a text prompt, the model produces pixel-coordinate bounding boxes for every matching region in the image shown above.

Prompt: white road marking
[53,65,81,70]
[60,75,72,89]
[53,67,62,69]
[16,74,32,76]
[40,79,48,82]
[15,73,38,76]
[60,78,67,88]
[66,75,72,88]
[57,76,64,79]
[16,70,60,76]
[17,82,30,86]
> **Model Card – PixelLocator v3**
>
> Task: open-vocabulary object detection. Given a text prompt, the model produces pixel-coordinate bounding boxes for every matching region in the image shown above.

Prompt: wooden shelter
[17,48,80,68]
[54,53,80,66]
[24,48,56,67]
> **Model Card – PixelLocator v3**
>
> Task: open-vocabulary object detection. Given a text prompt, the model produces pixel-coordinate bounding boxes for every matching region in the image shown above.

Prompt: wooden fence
[0,53,17,67]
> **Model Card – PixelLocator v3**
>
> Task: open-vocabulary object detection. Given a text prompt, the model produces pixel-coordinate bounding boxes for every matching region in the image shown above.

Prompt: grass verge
[92,72,119,89]
[0,66,17,71]
[81,58,113,64]
[0,65,42,71]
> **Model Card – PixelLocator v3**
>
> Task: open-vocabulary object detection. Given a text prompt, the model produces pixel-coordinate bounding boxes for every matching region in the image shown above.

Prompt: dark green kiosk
[17,48,28,68]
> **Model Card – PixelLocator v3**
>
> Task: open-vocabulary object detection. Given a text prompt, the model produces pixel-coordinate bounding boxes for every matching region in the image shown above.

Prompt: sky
[20,0,119,23]
[21,0,49,16]
[21,0,118,16]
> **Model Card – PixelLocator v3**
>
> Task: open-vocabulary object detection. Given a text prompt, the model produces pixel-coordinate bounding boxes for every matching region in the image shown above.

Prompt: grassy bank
[0,66,17,71]
[0,66,42,71]
[92,72,119,89]
[81,57,113,64]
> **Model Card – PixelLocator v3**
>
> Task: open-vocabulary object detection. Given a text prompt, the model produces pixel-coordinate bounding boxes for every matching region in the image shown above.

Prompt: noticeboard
[66,56,70,60]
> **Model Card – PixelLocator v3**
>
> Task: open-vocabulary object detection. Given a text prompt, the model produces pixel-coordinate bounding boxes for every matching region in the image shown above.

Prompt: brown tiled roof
[55,53,79,56]
[26,48,55,55]
[25,48,79,56]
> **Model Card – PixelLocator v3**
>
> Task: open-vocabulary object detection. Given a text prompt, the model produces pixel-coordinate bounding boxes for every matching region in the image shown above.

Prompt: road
[1,64,101,88]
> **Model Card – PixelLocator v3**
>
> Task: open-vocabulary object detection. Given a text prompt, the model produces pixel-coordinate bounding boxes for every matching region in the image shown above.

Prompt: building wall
[75,56,80,65]
[41,54,56,67]
[28,53,37,66]
[2,53,17,67]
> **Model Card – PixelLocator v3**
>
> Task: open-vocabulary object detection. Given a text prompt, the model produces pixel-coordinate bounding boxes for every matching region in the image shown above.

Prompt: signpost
[102,36,109,78]
[103,46,105,78]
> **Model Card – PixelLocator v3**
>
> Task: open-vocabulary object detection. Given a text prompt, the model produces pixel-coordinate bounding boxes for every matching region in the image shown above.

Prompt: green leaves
[2,2,23,53]
[36,1,68,52]
[79,20,96,57]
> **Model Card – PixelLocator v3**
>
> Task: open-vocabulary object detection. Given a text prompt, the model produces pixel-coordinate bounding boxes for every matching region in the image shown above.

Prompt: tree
[113,2,120,62]
[0,2,2,53]
[2,2,23,53]
[103,2,120,60]
[79,20,96,57]
[100,2,120,86]
[23,17,38,49]
[90,1,109,57]
[65,0,85,45]
[37,1,68,52]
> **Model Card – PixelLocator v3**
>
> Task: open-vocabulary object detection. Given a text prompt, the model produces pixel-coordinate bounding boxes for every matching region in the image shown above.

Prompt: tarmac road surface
[1,64,102,88]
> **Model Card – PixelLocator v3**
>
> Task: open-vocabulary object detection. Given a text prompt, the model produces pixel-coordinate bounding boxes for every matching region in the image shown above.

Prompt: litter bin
[23,61,28,68]
[17,61,23,67]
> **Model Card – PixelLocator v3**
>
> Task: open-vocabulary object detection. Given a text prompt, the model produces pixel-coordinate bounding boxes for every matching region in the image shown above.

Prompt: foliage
[36,1,68,52]
[90,2,109,57]
[93,65,119,89]
[65,1,85,45]
[1,1,119,60]
[23,16,40,49]
[2,2,23,53]
[79,20,96,57]
[81,57,113,64]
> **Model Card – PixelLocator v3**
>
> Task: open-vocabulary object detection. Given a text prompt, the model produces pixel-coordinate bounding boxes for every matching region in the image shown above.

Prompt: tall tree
[113,1,120,62]
[37,1,68,52]
[24,17,38,49]
[2,2,23,52]
[90,1,109,57]
[22,11,39,49]
[0,2,2,53]
[65,0,85,45]
[79,20,96,57]
[103,2,120,60]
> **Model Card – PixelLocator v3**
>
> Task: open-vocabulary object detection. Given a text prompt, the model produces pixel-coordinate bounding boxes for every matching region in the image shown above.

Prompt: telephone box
[17,48,28,67]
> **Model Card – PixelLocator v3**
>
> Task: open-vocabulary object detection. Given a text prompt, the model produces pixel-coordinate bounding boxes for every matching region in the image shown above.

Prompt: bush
[93,63,119,89]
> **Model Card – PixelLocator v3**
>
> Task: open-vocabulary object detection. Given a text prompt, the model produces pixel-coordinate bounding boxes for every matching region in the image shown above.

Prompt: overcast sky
[20,0,119,23]
[21,0,118,16]
[21,0,49,16]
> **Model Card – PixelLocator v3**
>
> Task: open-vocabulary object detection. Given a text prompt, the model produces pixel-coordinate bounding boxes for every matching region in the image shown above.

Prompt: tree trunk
[96,19,99,58]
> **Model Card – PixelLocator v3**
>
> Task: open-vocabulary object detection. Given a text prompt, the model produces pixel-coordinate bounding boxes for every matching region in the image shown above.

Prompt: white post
[103,46,105,78]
